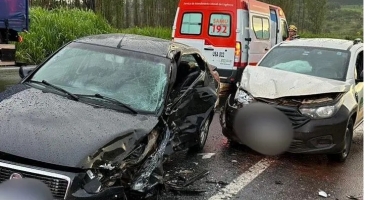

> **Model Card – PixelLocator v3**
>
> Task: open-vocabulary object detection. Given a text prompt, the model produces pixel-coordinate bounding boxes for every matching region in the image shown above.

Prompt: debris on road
[179,169,193,174]
[183,170,210,187]
[346,195,362,200]
[319,190,329,198]
[275,180,283,185]
[198,153,216,159]
[231,160,238,163]
[165,170,210,195]
[206,180,229,186]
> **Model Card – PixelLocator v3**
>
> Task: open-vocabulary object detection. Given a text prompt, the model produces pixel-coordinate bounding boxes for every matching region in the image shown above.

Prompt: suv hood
[240,67,351,99]
[0,85,159,168]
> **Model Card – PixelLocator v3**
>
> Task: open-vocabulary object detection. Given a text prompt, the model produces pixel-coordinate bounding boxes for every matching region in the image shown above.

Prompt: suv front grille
[0,162,70,199]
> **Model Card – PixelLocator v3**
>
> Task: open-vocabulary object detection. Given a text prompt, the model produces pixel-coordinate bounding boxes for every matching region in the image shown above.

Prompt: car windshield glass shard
[28,80,79,101]
[30,42,169,113]
[76,93,138,114]
[258,46,350,81]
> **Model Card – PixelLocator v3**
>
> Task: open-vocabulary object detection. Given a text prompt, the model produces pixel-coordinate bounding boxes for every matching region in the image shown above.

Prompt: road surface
[0,67,363,200]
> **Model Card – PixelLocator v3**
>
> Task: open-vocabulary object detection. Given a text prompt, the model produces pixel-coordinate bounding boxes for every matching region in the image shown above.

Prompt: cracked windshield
[31,43,168,113]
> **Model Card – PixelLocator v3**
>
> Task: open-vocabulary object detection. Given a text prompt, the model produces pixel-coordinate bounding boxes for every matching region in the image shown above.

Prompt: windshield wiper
[28,80,79,101]
[76,93,138,114]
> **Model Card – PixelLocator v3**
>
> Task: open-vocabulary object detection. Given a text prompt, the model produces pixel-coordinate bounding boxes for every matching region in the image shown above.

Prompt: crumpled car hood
[240,67,351,99]
[0,85,159,169]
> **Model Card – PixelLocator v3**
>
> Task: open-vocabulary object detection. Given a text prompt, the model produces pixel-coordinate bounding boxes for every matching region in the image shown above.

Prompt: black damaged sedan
[0,34,218,199]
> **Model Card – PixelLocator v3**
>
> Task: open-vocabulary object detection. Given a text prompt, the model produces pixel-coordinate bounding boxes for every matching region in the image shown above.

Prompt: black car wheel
[327,118,354,163]
[189,115,211,152]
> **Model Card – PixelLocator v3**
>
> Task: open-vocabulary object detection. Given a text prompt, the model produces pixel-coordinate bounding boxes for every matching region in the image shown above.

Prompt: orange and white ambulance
[172,0,289,84]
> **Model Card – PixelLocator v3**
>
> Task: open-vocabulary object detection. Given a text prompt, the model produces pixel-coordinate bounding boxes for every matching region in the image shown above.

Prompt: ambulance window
[281,20,288,40]
[252,16,270,40]
[208,13,231,37]
[181,13,202,35]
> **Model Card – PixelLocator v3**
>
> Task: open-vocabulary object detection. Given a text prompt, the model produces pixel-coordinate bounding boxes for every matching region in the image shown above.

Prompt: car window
[280,19,288,41]
[208,13,231,37]
[173,53,203,91]
[181,12,202,35]
[258,46,350,81]
[31,42,169,114]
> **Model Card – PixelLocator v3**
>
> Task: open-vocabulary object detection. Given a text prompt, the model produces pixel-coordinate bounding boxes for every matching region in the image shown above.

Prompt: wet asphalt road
[0,67,363,200]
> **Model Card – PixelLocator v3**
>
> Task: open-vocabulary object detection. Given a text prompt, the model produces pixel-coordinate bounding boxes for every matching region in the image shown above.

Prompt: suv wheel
[327,118,354,163]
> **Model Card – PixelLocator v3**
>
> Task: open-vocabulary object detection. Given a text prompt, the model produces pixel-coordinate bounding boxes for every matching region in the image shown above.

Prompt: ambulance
[172,0,289,84]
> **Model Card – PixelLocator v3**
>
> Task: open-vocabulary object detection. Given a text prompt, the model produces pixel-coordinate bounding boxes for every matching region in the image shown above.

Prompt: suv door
[353,48,364,126]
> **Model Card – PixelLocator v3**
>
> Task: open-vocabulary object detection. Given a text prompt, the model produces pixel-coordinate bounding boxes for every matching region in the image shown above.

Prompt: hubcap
[200,119,210,145]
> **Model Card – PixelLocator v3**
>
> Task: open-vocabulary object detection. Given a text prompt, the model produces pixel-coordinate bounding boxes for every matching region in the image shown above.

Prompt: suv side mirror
[19,65,37,79]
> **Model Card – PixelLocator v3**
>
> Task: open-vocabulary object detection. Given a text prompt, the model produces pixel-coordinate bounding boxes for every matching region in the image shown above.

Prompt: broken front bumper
[221,97,349,154]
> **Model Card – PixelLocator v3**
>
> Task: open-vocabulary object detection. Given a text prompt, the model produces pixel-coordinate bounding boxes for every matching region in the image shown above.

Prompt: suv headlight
[299,98,343,119]
[235,88,254,105]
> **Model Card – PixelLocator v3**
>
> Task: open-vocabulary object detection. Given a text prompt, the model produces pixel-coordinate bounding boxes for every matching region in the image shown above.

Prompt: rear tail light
[234,42,242,67]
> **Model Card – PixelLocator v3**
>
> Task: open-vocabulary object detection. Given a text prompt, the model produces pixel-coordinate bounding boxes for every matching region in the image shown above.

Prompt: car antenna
[117,35,126,48]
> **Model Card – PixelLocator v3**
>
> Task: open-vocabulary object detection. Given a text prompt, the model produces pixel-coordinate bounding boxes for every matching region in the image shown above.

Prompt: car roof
[278,38,363,51]
[73,33,196,58]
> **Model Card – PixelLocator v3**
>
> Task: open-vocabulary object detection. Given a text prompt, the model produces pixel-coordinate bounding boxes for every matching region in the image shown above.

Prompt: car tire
[327,118,354,163]
[188,115,211,152]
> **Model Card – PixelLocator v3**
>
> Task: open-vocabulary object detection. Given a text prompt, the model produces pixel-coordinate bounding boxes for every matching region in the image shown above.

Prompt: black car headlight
[299,98,343,119]
[235,88,254,105]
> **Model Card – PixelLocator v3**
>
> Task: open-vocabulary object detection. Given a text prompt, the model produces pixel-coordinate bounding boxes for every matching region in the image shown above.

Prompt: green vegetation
[323,4,363,38]
[120,27,172,40]
[16,7,172,64]
[16,7,115,64]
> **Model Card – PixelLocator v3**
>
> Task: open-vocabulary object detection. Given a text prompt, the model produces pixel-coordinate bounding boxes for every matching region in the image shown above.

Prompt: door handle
[204,48,214,51]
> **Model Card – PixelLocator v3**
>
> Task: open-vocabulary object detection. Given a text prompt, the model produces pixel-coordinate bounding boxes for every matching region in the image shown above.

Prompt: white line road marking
[208,158,273,200]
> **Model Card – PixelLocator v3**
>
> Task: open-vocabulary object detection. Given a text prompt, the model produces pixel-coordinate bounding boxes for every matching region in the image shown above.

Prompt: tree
[304,0,327,34]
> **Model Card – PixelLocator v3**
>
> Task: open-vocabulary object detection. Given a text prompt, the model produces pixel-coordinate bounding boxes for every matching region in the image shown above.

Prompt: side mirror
[355,71,363,83]
[19,65,37,79]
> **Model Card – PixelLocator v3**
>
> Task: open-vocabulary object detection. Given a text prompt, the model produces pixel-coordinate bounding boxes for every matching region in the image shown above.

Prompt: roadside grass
[16,7,115,64]
[119,27,172,40]
[323,5,363,37]
[341,5,363,13]
[16,7,363,65]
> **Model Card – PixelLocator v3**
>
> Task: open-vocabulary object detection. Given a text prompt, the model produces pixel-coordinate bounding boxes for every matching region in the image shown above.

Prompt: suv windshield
[258,46,350,81]
[30,42,169,114]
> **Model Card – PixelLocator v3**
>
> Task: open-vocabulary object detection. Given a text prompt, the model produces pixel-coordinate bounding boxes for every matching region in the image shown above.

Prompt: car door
[353,48,364,126]
[168,52,217,150]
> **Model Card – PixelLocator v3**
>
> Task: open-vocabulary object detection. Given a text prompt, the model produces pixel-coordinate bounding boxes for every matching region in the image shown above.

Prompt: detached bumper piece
[0,44,16,66]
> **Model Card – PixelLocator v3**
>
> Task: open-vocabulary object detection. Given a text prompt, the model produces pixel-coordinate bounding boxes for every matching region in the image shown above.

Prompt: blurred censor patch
[233,103,294,156]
